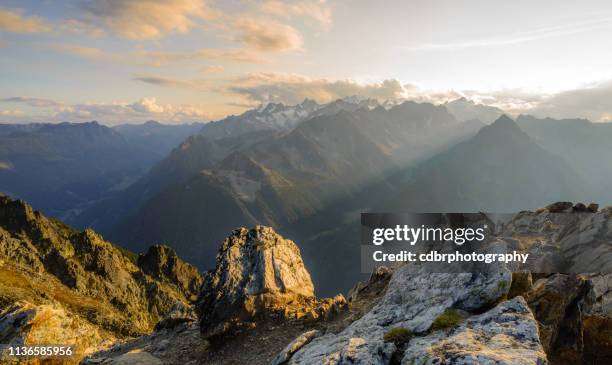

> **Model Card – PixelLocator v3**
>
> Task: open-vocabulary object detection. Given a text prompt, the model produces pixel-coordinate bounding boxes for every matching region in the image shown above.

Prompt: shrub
[383,327,412,345]
[431,309,463,330]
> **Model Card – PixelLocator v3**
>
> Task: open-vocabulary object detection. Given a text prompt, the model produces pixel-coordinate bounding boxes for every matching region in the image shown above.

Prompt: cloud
[227,73,408,104]
[525,81,612,122]
[80,0,212,40]
[0,96,210,124]
[232,18,303,52]
[201,65,224,74]
[55,97,210,123]
[133,76,208,90]
[0,7,52,34]
[2,97,62,108]
[143,48,267,64]
[259,0,332,25]
[41,43,129,63]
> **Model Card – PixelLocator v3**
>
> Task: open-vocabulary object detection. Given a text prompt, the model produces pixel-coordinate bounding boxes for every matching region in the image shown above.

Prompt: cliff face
[0,195,203,359]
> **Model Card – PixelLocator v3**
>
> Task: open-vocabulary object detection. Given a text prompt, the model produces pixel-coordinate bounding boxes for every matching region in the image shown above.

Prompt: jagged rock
[198,226,317,337]
[546,201,573,213]
[501,206,612,273]
[573,202,588,212]
[522,275,591,358]
[348,266,392,303]
[138,245,203,301]
[284,266,511,364]
[508,272,533,299]
[0,301,111,359]
[587,203,599,213]
[0,195,203,342]
[401,297,547,365]
[520,273,612,364]
[154,301,197,331]
[272,330,320,365]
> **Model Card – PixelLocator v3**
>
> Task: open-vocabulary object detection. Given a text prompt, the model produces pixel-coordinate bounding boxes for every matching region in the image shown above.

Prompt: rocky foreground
[0,195,203,362]
[1,197,611,364]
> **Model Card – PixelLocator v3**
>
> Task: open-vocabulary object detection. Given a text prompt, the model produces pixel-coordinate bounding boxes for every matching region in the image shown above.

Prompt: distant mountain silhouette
[104,101,481,272]
[0,121,203,221]
[382,115,589,212]
[517,114,612,203]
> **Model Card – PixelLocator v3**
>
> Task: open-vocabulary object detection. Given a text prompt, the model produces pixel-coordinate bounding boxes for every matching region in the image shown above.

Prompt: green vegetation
[498,280,508,290]
[383,327,412,345]
[431,309,464,330]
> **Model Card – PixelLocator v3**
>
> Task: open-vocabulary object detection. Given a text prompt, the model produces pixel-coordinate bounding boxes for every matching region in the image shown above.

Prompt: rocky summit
[198,226,346,337]
[1,197,610,364]
[0,195,203,362]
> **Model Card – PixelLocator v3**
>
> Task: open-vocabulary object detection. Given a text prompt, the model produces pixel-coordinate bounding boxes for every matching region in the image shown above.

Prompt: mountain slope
[0,194,202,340]
[0,122,160,220]
[517,114,612,204]
[108,101,481,272]
[384,115,589,212]
[113,120,204,160]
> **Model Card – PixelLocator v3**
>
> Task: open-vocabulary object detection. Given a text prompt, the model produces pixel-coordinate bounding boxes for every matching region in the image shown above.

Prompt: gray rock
[198,226,316,336]
[285,266,511,364]
[401,297,547,365]
[154,301,197,330]
[272,330,320,365]
[546,202,573,213]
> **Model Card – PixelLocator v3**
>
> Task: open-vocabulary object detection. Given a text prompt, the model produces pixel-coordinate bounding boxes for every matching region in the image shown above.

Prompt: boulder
[284,266,511,364]
[587,203,599,213]
[198,226,317,337]
[272,330,320,365]
[546,202,573,213]
[402,297,547,365]
[138,245,203,300]
[0,301,111,359]
[573,203,588,212]
[154,301,197,331]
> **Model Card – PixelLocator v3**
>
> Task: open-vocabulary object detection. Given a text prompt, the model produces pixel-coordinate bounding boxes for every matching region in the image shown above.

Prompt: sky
[1,0,612,124]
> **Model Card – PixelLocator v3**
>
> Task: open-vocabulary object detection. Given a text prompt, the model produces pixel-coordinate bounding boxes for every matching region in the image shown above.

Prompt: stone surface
[198,226,318,336]
[0,301,112,360]
[272,330,320,365]
[285,266,511,364]
[154,301,197,331]
[0,196,203,338]
[138,245,204,302]
[401,297,547,365]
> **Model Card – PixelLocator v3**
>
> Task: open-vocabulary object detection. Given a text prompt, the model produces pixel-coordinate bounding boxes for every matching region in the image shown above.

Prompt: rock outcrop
[284,266,512,364]
[0,301,113,362]
[402,297,547,364]
[198,226,346,337]
[0,195,203,363]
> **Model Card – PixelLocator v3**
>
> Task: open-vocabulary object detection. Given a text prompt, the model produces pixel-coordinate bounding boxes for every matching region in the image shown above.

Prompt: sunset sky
[2,0,612,124]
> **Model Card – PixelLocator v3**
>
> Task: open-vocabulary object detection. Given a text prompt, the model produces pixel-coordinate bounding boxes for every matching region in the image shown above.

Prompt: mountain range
[2,97,611,296]
[0,121,202,223]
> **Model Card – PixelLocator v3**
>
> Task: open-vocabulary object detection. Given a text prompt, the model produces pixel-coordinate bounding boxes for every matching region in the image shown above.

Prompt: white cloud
[525,80,612,122]
[259,1,332,25]
[0,96,210,124]
[80,0,212,40]
[142,48,267,64]
[232,18,303,52]
[0,7,52,34]
[227,73,408,104]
